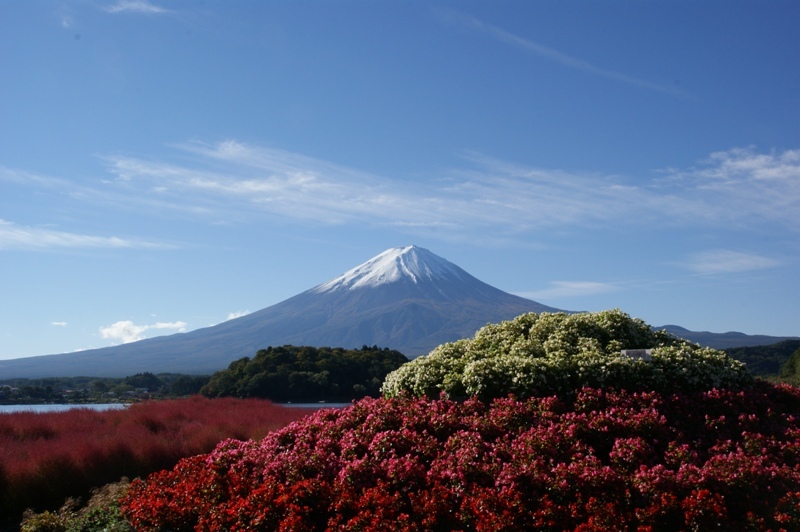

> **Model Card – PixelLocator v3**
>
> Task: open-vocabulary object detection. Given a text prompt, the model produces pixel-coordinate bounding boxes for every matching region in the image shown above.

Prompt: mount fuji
[0,246,562,378]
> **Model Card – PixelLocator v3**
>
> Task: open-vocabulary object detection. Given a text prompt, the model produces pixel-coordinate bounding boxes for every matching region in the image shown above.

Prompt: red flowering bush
[122,382,800,531]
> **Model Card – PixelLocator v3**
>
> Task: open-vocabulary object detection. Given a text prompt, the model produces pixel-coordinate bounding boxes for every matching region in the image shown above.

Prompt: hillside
[724,339,800,376]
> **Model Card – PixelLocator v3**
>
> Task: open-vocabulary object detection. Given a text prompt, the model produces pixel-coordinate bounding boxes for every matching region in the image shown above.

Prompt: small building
[621,349,653,361]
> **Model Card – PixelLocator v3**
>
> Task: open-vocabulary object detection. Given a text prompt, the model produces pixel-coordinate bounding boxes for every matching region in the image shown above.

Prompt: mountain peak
[313,245,465,293]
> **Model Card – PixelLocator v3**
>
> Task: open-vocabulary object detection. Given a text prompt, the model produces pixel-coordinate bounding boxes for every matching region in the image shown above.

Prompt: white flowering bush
[382,309,752,399]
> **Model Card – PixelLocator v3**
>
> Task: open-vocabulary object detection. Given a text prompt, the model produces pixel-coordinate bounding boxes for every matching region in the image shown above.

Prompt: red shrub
[0,396,312,526]
[123,382,800,531]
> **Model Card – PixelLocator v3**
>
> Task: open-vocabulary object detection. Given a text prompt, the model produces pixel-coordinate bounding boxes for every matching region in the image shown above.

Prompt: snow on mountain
[313,245,465,293]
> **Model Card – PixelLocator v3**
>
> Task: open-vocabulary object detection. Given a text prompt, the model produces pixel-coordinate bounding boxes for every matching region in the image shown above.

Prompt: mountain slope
[0,246,561,378]
[723,339,800,376]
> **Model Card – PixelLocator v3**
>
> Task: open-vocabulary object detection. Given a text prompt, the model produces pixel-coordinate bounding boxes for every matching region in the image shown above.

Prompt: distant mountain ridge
[0,246,561,378]
[658,325,799,350]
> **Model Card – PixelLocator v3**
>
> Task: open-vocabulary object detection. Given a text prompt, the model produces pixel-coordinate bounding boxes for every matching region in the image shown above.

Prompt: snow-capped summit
[314,245,465,293]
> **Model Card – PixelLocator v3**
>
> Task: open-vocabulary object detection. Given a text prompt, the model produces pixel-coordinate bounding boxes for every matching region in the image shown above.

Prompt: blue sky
[1,0,798,361]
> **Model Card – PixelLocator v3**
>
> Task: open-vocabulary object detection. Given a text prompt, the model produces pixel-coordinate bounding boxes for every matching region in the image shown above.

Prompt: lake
[281,402,352,409]
[0,402,350,414]
[0,403,128,414]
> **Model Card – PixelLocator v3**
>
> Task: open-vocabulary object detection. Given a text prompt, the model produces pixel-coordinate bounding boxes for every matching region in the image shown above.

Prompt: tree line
[200,345,408,402]
[724,339,800,378]
[0,373,210,404]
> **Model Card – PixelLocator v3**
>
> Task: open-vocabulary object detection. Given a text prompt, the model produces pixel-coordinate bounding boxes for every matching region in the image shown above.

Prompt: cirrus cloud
[104,1,169,15]
[682,250,781,275]
[97,141,800,237]
[518,281,620,300]
[438,9,692,99]
[0,219,173,251]
[6,142,799,248]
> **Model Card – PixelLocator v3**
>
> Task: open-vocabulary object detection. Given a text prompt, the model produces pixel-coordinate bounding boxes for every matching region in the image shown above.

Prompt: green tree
[780,347,800,381]
[169,375,210,396]
[200,345,408,402]
[123,373,165,392]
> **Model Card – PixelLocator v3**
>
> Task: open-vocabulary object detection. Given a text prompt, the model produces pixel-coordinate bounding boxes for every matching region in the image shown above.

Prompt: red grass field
[0,396,314,526]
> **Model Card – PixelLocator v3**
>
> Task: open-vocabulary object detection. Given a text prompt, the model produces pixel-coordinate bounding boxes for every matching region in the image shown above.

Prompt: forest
[723,339,800,378]
[199,345,408,402]
[0,373,210,405]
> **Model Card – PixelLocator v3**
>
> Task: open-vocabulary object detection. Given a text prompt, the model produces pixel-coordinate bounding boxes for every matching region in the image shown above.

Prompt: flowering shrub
[382,309,752,399]
[122,382,800,531]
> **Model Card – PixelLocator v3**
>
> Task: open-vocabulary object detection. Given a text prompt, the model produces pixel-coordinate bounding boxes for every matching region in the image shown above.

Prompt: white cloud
[680,147,800,228]
[439,9,691,98]
[51,321,68,327]
[97,142,800,239]
[102,140,647,232]
[226,310,250,321]
[99,320,187,344]
[519,281,620,300]
[7,143,799,246]
[104,1,169,14]
[1,166,75,189]
[682,250,781,275]
[0,219,172,251]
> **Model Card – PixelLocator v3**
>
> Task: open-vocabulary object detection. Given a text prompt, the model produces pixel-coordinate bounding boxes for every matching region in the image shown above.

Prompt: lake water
[0,403,128,414]
[281,402,352,409]
[0,403,350,414]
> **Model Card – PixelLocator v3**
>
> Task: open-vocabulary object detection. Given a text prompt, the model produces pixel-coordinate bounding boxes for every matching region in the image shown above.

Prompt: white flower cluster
[382,309,752,399]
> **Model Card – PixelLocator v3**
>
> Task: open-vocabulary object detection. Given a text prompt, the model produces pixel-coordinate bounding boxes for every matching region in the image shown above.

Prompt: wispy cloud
[104,140,454,227]
[51,321,68,327]
[439,9,691,98]
[104,140,630,232]
[662,147,800,229]
[99,320,187,344]
[226,310,250,321]
[0,219,171,251]
[1,166,75,189]
[6,142,799,246]
[682,250,781,275]
[104,0,169,14]
[518,281,620,300]
[95,141,800,239]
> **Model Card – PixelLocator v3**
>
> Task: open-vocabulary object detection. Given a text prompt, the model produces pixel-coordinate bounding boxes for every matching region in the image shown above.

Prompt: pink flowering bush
[122,382,800,531]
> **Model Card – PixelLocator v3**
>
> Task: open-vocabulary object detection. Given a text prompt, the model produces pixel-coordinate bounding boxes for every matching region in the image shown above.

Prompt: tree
[200,345,408,402]
[780,346,800,381]
[124,372,166,392]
